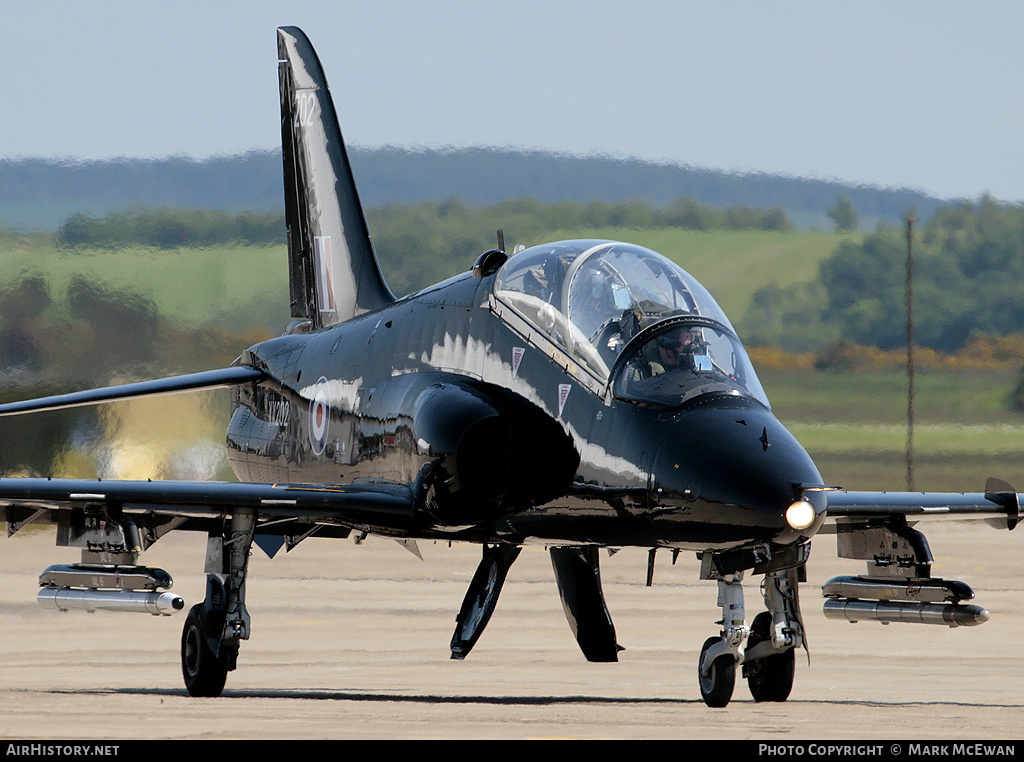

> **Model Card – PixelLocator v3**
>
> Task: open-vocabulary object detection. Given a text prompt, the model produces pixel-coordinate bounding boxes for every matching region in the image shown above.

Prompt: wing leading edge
[824,478,1021,531]
[0,366,265,418]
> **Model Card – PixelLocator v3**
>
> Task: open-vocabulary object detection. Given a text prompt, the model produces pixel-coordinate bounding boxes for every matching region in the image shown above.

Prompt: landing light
[785,500,816,531]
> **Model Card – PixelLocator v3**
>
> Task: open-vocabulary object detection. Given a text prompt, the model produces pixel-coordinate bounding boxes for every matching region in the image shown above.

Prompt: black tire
[181,604,229,697]
[698,636,735,708]
[744,611,795,702]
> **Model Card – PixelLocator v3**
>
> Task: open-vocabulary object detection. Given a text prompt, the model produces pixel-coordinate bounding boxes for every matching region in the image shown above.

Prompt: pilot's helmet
[656,333,678,349]
[526,266,548,287]
[678,327,701,345]
[656,325,698,349]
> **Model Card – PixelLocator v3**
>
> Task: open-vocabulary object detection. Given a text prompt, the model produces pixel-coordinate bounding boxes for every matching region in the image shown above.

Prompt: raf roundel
[308,376,331,455]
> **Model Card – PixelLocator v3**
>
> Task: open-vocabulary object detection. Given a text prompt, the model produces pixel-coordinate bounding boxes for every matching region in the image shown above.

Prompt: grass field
[1,227,853,328]
[761,368,1019,424]
[759,368,1024,492]
[1,242,290,332]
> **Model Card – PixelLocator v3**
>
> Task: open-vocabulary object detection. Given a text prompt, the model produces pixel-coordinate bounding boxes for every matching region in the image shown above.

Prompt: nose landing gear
[697,573,747,707]
[698,564,804,707]
[743,611,795,702]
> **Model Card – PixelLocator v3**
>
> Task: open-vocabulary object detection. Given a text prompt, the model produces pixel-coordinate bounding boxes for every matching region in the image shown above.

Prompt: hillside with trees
[12,193,1024,358]
[0,147,946,232]
[744,195,1024,354]
[46,198,797,298]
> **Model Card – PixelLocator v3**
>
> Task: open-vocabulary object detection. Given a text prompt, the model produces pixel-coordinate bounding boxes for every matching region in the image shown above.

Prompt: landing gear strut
[698,573,747,707]
[742,567,802,702]
[181,509,256,697]
[698,563,804,707]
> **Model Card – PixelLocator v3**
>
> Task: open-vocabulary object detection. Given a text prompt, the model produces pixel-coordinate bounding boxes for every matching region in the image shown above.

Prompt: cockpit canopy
[493,240,768,408]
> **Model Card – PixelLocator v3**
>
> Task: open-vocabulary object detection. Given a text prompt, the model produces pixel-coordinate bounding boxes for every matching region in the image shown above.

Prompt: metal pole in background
[905,213,916,491]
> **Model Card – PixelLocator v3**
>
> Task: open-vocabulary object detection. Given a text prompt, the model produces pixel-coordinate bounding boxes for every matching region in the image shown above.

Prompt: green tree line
[51,198,795,295]
[55,208,284,249]
[744,195,1024,354]
[53,196,794,249]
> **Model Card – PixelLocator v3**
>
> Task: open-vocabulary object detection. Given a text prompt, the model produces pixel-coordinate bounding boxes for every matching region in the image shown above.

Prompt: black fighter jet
[0,27,1017,707]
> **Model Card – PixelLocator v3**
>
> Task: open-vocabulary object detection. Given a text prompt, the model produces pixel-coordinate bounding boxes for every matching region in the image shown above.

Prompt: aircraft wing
[0,366,265,416]
[824,479,1021,530]
[0,478,416,522]
[0,477,414,519]
[0,477,417,547]
[0,365,417,539]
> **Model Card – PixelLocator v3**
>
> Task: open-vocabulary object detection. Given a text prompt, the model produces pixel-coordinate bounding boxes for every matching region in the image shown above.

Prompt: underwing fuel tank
[822,575,990,627]
[38,588,185,616]
[37,563,184,616]
[822,598,990,627]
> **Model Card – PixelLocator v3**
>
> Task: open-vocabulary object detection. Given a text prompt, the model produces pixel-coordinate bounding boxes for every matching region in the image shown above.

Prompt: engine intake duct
[38,563,183,616]
[822,575,989,627]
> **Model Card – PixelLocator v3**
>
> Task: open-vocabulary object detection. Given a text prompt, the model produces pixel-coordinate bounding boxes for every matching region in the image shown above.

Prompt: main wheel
[744,611,795,702]
[698,636,736,708]
[181,604,230,697]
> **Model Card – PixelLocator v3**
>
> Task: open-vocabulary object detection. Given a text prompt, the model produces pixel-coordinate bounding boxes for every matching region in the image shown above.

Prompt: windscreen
[611,319,769,408]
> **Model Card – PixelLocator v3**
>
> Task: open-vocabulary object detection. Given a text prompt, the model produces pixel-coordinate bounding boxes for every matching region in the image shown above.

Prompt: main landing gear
[450,544,622,662]
[697,562,804,708]
[181,509,256,697]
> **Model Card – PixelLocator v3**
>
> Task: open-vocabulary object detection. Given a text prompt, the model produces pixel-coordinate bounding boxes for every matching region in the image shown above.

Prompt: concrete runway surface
[1,521,1021,740]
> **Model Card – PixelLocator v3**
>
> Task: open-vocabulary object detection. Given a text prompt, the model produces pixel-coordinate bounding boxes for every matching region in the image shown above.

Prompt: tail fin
[277,26,394,328]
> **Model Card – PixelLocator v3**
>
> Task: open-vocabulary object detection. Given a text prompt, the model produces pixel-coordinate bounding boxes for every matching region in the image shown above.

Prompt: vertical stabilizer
[277,26,394,328]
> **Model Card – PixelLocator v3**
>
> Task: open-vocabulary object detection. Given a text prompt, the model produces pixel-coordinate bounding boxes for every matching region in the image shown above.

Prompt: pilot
[523,266,551,302]
[656,327,705,371]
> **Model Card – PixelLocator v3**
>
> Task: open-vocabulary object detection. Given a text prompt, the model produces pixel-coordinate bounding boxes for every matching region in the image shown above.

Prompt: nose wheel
[698,636,737,707]
[697,574,747,707]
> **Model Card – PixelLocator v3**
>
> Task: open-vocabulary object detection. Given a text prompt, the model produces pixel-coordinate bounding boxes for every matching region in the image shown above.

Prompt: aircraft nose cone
[650,403,826,544]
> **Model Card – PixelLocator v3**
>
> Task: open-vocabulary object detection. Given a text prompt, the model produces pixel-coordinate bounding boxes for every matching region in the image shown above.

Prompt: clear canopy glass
[611,319,768,408]
[493,240,768,407]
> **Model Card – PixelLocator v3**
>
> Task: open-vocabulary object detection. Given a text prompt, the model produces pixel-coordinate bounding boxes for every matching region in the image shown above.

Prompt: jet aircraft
[0,27,1018,707]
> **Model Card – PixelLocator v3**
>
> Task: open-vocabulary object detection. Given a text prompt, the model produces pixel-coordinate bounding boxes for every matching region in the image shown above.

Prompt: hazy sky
[3,1,1023,201]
